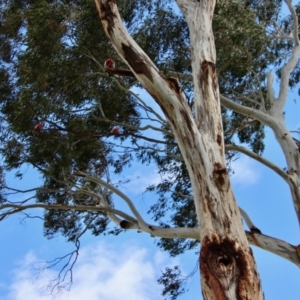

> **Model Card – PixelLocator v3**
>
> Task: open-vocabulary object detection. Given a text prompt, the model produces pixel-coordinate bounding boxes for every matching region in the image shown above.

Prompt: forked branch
[1,201,299,266]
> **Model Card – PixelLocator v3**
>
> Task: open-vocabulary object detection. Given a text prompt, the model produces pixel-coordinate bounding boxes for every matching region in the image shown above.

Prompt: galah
[34,123,43,131]
[104,58,115,70]
[111,127,119,134]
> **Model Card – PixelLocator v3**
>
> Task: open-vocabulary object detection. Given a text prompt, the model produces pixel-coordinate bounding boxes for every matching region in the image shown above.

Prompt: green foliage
[0,0,145,239]
[0,1,296,297]
[157,266,186,300]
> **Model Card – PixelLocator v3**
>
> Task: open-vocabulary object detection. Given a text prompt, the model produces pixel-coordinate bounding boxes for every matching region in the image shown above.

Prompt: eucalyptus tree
[0,0,300,299]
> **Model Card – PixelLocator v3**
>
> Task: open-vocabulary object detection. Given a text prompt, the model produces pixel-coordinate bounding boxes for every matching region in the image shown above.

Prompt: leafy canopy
[0,0,297,264]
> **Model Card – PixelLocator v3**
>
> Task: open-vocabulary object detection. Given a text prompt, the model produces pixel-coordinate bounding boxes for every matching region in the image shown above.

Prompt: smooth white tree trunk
[95,0,264,299]
[0,1,300,298]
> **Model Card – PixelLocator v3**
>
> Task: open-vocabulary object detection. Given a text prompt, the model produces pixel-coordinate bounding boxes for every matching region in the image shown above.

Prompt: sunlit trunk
[95,0,264,298]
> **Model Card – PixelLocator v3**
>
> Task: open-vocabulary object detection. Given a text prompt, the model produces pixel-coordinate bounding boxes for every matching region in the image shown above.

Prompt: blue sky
[0,86,299,300]
[1,2,300,298]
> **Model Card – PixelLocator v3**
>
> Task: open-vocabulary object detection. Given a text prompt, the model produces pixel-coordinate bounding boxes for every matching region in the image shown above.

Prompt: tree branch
[1,201,299,266]
[0,203,135,223]
[225,144,289,182]
[220,94,277,128]
[246,231,300,267]
[82,49,167,124]
[74,171,149,231]
[267,72,275,107]
[239,207,261,234]
[96,193,123,226]
[275,0,300,112]
[94,0,191,127]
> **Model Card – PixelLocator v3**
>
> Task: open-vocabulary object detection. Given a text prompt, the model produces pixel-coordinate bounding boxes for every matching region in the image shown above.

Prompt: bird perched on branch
[34,123,43,132]
[103,59,136,78]
[104,58,115,73]
[110,127,120,134]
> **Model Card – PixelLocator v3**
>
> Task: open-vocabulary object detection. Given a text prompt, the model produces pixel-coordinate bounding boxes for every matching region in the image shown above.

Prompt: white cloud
[231,156,260,186]
[2,242,173,300]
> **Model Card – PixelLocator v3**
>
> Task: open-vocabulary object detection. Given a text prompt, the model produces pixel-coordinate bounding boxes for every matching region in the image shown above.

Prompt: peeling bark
[94,0,266,299]
[201,237,261,300]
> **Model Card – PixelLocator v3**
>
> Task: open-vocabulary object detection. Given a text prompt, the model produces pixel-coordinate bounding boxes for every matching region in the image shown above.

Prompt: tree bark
[176,1,263,299]
[95,0,264,299]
